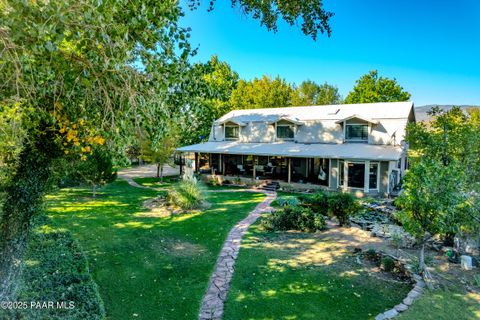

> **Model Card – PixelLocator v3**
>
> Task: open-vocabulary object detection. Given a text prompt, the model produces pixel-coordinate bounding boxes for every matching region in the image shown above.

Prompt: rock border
[371,254,425,320]
[198,190,276,320]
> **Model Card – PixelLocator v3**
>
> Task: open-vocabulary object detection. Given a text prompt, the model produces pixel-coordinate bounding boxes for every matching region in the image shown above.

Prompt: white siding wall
[208,118,409,146]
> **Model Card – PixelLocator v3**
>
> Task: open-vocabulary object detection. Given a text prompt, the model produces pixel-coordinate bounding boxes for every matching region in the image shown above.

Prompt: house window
[347,162,365,188]
[345,124,368,141]
[277,125,294,140]
[225,125,239,140]
[369,162,379,189]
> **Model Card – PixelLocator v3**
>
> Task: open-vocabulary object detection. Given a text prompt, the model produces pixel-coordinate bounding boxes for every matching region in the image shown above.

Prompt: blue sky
[180,0,480,106]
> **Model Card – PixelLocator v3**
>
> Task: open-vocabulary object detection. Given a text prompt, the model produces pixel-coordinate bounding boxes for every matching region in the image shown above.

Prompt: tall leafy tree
[230,75,294,109]
[0,0,334,300]
[0,0,193,300]
[75,148,117,197]
[396,159,474,275]
[182,56,239,145]
[291,80,342,105]
[138,124,179,181]
[345,70,411,104]
[407,107,480,188]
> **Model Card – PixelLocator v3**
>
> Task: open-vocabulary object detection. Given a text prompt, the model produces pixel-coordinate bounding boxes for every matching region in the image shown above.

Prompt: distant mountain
[414,105,480,122]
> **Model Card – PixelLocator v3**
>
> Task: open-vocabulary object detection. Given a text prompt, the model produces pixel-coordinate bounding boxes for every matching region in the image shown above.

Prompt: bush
[261,205,327,232]
[276,196,300,207]
[168,179,205,210]
[327,192,360,226]
[299,191,329,216]
[3,216,106,320]
[381,256,396,272]
[364,248,380,262]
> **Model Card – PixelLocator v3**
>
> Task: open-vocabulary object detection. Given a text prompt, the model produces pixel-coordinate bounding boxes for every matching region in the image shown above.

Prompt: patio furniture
[255,165,265,174]
[237,164,246,174]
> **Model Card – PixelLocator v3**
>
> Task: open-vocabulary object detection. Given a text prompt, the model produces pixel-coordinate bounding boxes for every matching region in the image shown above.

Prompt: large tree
[396,159,473,275]
[0,0,334,300]
[291,80,342,106]
[182,56,239,145]
[345,70,411,104]
[230,75,294,109]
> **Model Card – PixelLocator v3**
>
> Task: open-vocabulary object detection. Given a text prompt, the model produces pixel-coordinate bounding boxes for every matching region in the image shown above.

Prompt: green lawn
[132,176,178,188]
[45,180,265,319]
[399,289,480,320]
[224,223,412,320]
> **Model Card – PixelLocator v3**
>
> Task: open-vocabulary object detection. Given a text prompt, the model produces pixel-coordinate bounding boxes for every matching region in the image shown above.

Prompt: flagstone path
[198,190,276,320]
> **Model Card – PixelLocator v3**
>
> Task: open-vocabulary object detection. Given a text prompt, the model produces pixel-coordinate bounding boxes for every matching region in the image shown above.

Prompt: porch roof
[177,141,403,161]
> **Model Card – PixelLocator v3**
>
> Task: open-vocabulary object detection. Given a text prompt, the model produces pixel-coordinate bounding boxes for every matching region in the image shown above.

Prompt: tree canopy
[230,75,294,109]
[345,70,411,104]
[191,0,334,40]
[182,56,239,145]
[291,80,342,106]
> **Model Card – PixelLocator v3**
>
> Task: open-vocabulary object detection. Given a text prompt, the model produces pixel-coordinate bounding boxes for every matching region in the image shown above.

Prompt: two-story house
[177,101,415,196]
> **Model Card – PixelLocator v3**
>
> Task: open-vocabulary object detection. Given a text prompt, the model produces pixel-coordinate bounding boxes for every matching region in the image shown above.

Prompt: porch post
[220,154,224,175]
[179,154,183,176]
[343,160,348,190]
[288,157,292,184]
[252,155,256,180]
[364,160,370,193]
[210,153,214,175]
[194,152,199,173]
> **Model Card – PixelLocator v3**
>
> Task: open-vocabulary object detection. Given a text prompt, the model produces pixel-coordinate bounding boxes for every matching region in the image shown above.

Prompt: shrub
[168,179,205,210]
[327,192,360,226]
[5,217,106,320]
[276,196,300,207]
[262,205,327,232]
[364,248,379,262]
[381,256,396,272]
[299,191,329,216]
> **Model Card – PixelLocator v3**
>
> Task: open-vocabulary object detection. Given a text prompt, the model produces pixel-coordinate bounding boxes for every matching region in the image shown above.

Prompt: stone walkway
[199,190,276,320]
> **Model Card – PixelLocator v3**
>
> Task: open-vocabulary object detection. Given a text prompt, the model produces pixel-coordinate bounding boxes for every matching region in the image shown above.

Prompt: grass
[399,289,480,320]
[45,180,265,319]
[132,176,178,188]
[224,222,412,320]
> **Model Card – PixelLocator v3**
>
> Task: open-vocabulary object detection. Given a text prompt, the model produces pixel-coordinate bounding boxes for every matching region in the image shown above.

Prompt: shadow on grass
[45,180,265,320]
[224,223,412,320]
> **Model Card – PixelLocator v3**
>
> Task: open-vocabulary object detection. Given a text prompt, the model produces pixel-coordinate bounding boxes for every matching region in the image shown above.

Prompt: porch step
[260,181,280,191]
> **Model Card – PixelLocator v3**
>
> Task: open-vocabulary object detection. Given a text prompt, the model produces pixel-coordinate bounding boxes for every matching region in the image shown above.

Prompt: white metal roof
[216,101,414,124]
[177,141,403,161]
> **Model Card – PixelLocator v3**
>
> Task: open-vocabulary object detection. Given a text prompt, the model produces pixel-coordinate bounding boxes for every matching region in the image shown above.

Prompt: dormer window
[275,119,297,140]
[277,124,294,140]
[345,124,368,141]
[225,125,239,140]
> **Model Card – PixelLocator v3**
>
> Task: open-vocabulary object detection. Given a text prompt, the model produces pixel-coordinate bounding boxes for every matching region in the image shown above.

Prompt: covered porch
[176,141,404,195]
[193,153,330,186]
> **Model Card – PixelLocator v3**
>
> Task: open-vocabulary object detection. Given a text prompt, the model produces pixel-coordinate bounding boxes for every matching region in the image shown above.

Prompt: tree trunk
[160,166,164,182]
[92,185,97,198]
[419,242,426,273]
[0,137,55,301]
[156,163,160,178]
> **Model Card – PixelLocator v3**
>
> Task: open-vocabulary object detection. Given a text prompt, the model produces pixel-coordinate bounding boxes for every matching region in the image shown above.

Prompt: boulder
[461,255,473,271]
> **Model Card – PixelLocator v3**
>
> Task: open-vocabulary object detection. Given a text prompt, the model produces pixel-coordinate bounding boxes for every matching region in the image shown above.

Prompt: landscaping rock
[394,303,408,312]
[407,289,421,299]
[375,314,385,320]
[383,309,399,319]
[402,297,413,306]
[461,255,473,271]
